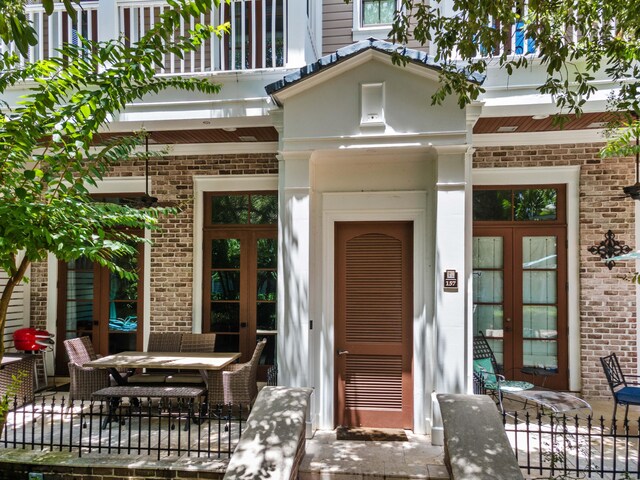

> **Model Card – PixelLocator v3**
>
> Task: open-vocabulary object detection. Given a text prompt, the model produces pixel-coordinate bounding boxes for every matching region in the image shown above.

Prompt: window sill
[352,26,392,42]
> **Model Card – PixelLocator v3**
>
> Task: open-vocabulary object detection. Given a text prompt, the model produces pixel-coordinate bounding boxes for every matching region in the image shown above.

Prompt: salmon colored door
[335,221,413,429]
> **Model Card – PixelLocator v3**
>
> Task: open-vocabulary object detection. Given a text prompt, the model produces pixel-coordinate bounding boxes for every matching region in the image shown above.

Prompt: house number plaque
[444,270,458,291]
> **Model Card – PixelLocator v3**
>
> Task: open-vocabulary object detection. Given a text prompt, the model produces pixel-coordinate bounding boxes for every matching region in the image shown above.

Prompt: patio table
[84,351,241,386]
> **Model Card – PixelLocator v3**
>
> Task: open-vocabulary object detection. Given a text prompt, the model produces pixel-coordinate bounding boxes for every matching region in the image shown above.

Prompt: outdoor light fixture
[140,134,159,207]
[587,230,632,270]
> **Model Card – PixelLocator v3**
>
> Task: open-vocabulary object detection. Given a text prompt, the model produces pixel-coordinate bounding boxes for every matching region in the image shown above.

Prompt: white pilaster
[277,152,312,388]
[431,145,468,445]
[97,0,119,43]
[286,0,307,68]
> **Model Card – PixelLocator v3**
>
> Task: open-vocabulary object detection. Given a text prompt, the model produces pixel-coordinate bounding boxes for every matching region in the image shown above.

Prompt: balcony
[5,0,288,74]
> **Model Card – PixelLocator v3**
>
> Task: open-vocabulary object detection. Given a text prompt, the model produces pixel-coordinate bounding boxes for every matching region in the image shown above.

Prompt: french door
[473,226,568,389]
[56,244,144,373]
[202,191,278,381]
[335,221,413,428]
[203,229,277,379]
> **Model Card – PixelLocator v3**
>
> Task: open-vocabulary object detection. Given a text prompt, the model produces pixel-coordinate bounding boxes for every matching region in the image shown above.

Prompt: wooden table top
[84,351,241,370]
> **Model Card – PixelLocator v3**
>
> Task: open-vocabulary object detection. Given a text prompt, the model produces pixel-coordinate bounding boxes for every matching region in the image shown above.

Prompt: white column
[286,0,307,67]
[277,151,312,388]
[431,145,468,445]
[97,0,119,43]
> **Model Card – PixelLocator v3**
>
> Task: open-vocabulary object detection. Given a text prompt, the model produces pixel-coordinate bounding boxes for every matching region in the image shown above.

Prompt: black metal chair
[600,353,640,424]
[473,333,534,412]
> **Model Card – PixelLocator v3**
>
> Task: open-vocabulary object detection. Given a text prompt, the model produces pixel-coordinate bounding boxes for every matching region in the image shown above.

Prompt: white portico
[267,39,482,443]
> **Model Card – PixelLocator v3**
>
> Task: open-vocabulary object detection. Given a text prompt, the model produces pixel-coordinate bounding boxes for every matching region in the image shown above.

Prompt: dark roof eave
[265,38,485,98]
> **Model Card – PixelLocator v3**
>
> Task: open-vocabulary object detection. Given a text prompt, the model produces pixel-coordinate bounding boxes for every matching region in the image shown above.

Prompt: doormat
[336,426,408,442]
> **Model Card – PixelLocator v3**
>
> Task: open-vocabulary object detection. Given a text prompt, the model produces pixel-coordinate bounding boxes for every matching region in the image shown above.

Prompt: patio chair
[64,337,110,402]
[180,333,216,353]
[147,332,183,352]
[600,353,640,424]
[128,332,183,384]
[207,339,267,411]
[164,333,218,385]
[473,333,534,412]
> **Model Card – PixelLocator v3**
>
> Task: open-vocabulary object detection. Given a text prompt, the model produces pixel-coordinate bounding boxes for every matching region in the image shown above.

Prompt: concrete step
[299,430,449,479]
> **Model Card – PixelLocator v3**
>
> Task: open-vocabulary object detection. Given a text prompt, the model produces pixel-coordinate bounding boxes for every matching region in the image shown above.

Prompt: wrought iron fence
[0,395,246,460]
[504,411,640,479]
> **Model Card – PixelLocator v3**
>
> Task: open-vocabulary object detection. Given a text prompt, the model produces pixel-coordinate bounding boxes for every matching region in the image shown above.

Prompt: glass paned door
[56,244,144,373]
[515,228,566,387]
[472,234,511,370]
[105,250,142,353]
[255,236,277,378]
[473,226,567,389]
[204,230,277,380]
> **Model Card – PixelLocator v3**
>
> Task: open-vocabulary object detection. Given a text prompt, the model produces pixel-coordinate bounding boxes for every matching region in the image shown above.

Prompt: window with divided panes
[203,192,277,380]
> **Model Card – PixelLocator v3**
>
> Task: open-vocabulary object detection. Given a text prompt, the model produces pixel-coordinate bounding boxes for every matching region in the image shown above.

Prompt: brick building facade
[474,143,637,398]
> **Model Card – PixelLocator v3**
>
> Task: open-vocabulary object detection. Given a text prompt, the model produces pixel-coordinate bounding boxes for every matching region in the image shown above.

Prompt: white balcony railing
[3,2,100,67]
[2,0,286,74]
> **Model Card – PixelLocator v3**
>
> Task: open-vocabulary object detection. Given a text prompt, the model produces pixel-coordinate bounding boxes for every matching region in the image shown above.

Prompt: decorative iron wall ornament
[588,230,632,270]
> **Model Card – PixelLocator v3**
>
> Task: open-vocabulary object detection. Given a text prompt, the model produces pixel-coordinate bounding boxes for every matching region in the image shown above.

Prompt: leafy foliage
[0,0,230,356]
[387,0,639,122]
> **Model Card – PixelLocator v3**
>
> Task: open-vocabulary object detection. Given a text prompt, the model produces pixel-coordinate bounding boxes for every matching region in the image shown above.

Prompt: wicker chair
[129,332,183,384]
[64,337,110,402]
[164,334,218,385]
[0,355,35,408]
[180,333,216,353]
[147,332,183,352]
[207,339,267,409]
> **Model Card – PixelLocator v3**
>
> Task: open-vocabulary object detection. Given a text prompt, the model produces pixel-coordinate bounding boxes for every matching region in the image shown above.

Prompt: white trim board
[472,166,581,392]
[473,130,606,147]
[192,175,279,332]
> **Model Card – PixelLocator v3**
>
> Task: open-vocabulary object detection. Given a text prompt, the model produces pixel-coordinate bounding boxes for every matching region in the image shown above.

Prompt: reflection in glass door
[521,236,557,369]
[56,243,144,373]
[205,232,277,379]
[473,234,510,372]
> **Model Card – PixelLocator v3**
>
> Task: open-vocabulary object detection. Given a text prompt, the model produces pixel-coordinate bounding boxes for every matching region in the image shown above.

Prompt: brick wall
[0,463,224,479]
[474,143,637,398]
[29,152,278,340]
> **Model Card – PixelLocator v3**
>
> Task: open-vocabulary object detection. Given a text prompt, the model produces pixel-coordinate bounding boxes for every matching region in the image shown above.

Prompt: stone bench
[92,385,206,430]
[224,386,313,480]
[438,393,523,480]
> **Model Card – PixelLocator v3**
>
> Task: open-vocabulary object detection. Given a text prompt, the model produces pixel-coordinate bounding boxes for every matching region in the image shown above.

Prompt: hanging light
[140,133,158,207]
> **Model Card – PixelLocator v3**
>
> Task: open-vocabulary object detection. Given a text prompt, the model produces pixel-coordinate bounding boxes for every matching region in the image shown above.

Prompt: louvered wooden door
[335,221,413,428]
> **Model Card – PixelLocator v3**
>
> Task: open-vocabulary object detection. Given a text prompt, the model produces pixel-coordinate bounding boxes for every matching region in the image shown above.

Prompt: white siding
[0,270,30,351]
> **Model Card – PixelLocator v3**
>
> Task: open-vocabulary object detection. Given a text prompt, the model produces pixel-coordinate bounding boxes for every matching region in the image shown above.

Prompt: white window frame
[352,0,398,42]
[192,175,279,334]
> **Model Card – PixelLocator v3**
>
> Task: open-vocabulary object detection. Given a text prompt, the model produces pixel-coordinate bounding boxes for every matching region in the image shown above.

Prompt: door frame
[472,166,580,391]
[55,235,145,373]
[319,191,429,433]
[45,177,151,376]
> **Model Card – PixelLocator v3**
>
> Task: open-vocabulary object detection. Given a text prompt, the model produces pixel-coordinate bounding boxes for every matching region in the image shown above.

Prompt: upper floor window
[353,0,398,41]
[362,0,395,26]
